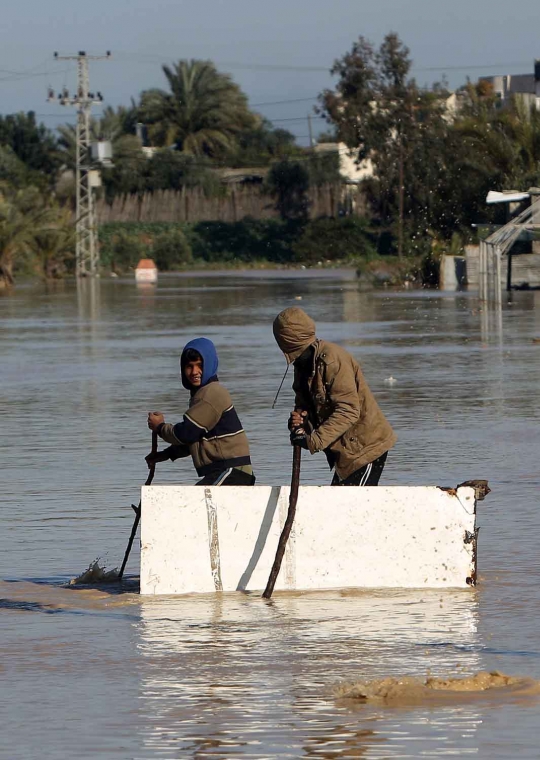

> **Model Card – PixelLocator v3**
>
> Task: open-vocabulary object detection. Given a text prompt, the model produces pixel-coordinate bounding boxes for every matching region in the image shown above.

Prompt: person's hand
[147,411,164,431]
[145,450,170,469]
[290,428,308,449]
[289,409,307,429]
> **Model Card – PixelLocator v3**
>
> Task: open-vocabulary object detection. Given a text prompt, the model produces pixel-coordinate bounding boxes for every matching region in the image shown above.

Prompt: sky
[1,0,540,145]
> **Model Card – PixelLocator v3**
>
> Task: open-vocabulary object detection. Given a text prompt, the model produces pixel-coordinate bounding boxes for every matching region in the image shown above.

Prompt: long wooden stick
[262,443,302,599]
[118,431,158,579]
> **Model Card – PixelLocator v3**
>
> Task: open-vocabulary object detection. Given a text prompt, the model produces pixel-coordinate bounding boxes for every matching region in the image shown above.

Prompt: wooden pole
[118,431,158,579]
[398,138,404,259]
[262,444,302,599]
[506,251,513,292]
[307,114,314,149]
[495,245,502,307]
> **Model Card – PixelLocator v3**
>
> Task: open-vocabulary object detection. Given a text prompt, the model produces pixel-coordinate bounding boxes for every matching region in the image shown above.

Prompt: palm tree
[0,183,74,290]
[139,59,257,156]
[0,183,65,288]
[57,102,138,172]
[452,97,540,191]
[33,206,74,279]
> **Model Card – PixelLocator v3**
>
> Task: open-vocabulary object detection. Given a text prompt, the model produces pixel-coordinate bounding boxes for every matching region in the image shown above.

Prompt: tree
[266,159,310,221]
[138,59,257,156]
[318,33,449,255]
[0,145,38,189]
[100,135,148,199]
[0,184,49,287]
[225,119,299,166]
[97,103,138,140]
[152,227,192,270]
[33,207,74,279]
[0,112,60,182]
[57,103,138,173]
[145,150,222,195]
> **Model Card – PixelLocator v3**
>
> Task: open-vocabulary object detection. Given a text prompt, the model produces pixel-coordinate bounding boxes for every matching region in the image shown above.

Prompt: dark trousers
[196,468,256,486]
[331,452,388,486]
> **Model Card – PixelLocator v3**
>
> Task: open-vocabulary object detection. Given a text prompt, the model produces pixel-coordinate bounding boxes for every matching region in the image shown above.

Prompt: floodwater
[1,270,540,758]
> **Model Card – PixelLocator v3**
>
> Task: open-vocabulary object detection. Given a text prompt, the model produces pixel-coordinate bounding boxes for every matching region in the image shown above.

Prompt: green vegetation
[3,42,540,288]
[139,60,257,156]
[98,217,376,271]
[0,182,73,287]
[318,32,540,255]
[292,217,376,263]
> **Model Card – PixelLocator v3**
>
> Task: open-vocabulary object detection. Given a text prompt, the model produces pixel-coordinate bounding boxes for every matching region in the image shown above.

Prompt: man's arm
[148,395,222,447]
[292,368,309,413]
[162,444,191,461]
[145,443,190,469]
[307,358,361,453]
[289,367,313,434]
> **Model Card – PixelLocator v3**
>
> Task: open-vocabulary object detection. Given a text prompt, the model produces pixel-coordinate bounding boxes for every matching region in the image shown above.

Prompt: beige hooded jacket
[273,307,397,480]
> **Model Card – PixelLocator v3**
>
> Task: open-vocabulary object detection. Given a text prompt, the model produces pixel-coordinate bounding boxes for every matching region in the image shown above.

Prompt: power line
[0,67,72,83]
[267,115,326,123]
[111,50,533,74]
[251,96,318,107]
[0,53,534,86]
[413,61,530,72]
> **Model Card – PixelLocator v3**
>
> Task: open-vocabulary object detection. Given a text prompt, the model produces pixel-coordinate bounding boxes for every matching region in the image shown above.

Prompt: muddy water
[1,271,540,758]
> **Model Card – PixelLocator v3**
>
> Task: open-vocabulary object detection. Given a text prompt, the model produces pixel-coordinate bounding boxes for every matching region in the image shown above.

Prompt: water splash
[335,671,540,706]
[69,559,120,586]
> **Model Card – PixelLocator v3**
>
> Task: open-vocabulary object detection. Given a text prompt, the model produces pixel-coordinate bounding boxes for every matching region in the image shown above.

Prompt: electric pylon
[48,51,111,276]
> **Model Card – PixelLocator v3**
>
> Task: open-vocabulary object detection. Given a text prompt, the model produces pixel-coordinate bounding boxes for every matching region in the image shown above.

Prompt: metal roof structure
[485,195,540,256]
[479,193,540,303]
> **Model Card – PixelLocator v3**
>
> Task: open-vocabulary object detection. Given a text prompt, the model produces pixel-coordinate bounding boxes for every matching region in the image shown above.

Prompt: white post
[479,241,486,301]
[495,245,502,307]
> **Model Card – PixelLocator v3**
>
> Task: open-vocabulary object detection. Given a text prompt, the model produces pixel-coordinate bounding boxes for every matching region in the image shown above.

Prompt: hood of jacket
[180,337,219,390]
[273,307,317,364]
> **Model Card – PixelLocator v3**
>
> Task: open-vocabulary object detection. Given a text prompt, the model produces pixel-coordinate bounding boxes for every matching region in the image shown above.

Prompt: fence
[95,184,366,224]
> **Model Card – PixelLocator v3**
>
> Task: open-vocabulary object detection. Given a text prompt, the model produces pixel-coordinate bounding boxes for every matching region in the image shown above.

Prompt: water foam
[69,559,120,585]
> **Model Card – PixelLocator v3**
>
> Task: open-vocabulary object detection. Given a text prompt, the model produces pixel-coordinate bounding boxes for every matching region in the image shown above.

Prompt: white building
[313,142,374,183]
[479,60,540,110]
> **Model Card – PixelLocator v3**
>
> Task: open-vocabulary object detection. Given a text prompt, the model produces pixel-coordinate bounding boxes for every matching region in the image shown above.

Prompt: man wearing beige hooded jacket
[273,307,397,486]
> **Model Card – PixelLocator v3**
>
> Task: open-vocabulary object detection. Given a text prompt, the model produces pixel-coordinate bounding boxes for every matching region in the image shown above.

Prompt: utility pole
[48,51,110,277]
[398,137,404,259]
[307,113,314,149]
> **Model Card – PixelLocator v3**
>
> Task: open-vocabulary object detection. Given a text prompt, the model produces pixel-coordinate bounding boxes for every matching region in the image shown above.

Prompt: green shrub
[99,228,146,271]
[292,216,376,263]
[98,216,379,270]
[190,217,301,263]
[152,228,192,270]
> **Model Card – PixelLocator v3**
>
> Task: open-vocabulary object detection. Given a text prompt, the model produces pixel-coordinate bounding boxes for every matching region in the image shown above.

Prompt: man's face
[184,358,203,387]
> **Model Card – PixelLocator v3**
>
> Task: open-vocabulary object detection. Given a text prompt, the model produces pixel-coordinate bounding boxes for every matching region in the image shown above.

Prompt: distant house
[313,142,374,184]
[479,60,540,109]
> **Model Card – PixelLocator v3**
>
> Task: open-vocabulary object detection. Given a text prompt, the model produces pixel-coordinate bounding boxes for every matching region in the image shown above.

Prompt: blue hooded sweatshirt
[157,336,252,477]
[180,337,219,390]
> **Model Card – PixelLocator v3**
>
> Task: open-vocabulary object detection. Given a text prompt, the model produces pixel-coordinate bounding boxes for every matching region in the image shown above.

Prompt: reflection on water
[2,272,540,757]
[136,590,481,757]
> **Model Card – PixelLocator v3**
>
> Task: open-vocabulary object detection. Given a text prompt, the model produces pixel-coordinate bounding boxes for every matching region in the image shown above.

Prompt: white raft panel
[140,485,477,595]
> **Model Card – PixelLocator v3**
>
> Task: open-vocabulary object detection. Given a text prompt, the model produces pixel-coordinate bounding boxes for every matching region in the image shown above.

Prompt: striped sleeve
[158,414,206,445]
[157,395,223,446]
[162,443,190,461]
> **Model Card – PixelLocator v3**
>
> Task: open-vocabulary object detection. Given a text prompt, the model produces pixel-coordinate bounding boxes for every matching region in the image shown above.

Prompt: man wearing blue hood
[146,338,255,485]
